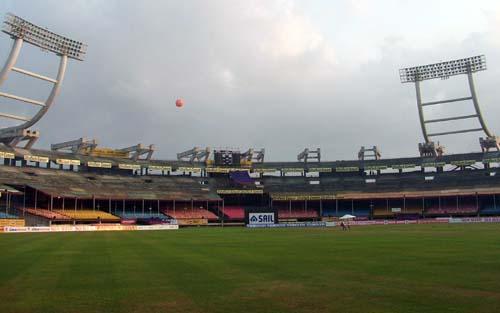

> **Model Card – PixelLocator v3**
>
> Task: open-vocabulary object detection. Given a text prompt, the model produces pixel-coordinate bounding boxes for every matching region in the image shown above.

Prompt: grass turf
[1,224,500,313]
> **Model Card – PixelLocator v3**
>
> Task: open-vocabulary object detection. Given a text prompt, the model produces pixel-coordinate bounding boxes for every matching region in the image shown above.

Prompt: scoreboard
[214,150,241,166]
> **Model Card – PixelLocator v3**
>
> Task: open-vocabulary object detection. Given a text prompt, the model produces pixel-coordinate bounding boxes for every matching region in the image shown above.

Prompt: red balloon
[175,98,184,108]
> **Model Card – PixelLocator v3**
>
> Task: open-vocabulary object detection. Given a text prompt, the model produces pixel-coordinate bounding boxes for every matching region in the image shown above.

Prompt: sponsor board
[177,219,208,225]
[177,167,202,173]
[450,160,477,167]
[253,168,278,173]
[248,212,276,225]
[206,167,248,173]
[118,163,141,170]
[483,157,500,163]
[87,161,113,168]
[365,165,387,171]
[272,194,336,201]
[56,158,81,166]
[24,155,49,163]
[3,224,179,233]
[335,166,359,172]
[247,222,327,228]
[448,217,500,224]
[281,168,305,173]
[391,163,416,170]
[0,219,25,227]
[147,165,172,171]
[136,225,179,230]
[307,167,332,173]
[421,162,446,168]
[217,189,264,195]
[4,226,51,233]
[0,151,15,159]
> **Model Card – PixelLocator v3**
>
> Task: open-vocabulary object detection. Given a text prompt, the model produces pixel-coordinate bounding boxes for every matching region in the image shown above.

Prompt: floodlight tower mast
[0,13,86,148]
[400,55,498,156]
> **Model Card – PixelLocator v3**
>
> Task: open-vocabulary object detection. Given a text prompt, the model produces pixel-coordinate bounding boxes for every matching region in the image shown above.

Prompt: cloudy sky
[0,0,499,161]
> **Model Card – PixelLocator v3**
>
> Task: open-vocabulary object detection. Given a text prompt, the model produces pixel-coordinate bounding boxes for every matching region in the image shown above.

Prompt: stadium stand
[229,171,254,185]
[222,206,245,220]
[0,165,220,202]
[0,211,17,219]
[1,144,500,226]
[24,208,71,220]
[278,209,318,219]
[163,208,218,220]
[480,205,500,215]
[116,212,166,219]
[372,207,395,218]
[321,208,352,217]
[425,205,478,216]
[424,197,478,215]
[402,207,423,214]
[353,207,371,217]
[54,210,120,221]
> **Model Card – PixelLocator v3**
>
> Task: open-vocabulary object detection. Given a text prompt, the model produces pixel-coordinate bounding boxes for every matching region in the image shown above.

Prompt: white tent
[339,214,356,220]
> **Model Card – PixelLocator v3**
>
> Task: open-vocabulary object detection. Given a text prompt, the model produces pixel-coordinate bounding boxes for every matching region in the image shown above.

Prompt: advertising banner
[136,225,179,230]
[247,222,326,228]
[0,219,25,227]
[177,219,208,226]
[248,212,276,225]
[2,224,179,233]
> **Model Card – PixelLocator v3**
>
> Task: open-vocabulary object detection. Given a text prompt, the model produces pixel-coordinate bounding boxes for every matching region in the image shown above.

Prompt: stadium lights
[399,55,486,83]
[399,55,496,156]
[0,13,87,148]
[2,13,87,61]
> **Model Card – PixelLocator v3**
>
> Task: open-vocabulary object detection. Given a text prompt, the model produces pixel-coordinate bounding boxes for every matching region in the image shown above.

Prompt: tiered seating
[222,206,245,220]
[372,207,394,217]
[0,212,17,219]
[426,205,477,215]
[163,208,218,220]
[229,171,254,184]
[480,205,500,215]
[24,208,71,220]
[117,212,166,219]
[403,206,423,214]
[322,209,336,217]
[278,209,318,219]
[394,205,422,220]
[353,208,370,217]
[54,210,120,221]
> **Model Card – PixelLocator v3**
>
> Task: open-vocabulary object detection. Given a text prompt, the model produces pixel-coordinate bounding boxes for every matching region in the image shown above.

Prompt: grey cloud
[0,1,499,161]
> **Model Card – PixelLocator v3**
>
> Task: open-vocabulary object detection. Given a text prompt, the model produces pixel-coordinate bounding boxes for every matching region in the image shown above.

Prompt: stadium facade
[0,14,499,229]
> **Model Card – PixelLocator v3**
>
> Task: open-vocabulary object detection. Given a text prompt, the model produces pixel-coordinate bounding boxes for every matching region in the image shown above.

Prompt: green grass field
[1,224,500,313]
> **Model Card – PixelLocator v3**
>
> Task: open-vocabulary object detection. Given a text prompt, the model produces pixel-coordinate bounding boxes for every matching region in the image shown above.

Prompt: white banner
[136,225,179,230]
[3,224,179,233]
[248,212,275,225]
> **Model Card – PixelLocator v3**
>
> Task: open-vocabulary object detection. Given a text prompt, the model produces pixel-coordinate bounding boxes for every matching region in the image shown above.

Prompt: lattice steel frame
[400,55,493,144]
[0,13,86,148]
[297,148,321,163]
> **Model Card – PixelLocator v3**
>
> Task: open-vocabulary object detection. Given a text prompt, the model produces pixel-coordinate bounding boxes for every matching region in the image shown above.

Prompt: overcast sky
[0,0,499,161]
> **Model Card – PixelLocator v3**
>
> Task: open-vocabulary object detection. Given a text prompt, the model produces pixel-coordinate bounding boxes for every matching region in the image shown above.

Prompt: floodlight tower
[399,55,498,156]
[0,13,86,148]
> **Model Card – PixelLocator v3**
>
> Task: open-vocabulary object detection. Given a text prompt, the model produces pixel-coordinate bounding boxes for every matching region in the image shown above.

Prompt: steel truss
[0,13,86,148]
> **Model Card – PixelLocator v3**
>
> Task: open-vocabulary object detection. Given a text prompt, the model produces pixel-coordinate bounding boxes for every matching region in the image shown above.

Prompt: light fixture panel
[400,55,486,83]
[2,13,87,61]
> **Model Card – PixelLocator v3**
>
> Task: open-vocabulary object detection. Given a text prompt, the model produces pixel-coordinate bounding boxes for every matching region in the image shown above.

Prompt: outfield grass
[1,224,500,313]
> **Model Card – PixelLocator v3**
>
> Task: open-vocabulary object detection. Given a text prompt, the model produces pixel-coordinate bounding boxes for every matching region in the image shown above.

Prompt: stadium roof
[269,187,500,201]
[0,184,22,194]
[1,144,499,173]
[0,166,220,201]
